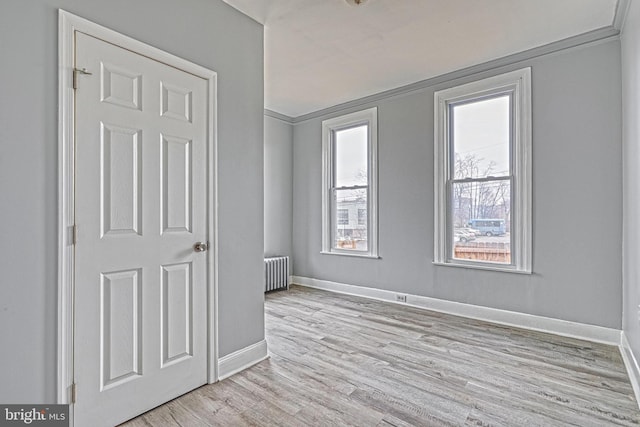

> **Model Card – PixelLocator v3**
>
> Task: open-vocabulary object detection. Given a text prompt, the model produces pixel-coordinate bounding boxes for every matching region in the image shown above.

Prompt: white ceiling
[223,0,619,118]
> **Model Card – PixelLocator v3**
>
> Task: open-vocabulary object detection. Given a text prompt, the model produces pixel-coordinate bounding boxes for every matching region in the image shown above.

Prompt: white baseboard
[292,276,621,346]
[218,339,269,381]
[621,332,640,409]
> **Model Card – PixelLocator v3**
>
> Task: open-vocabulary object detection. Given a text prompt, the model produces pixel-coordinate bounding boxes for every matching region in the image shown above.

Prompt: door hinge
[70,383,77,404]
[73,67,92,90]
[72,224,78,245]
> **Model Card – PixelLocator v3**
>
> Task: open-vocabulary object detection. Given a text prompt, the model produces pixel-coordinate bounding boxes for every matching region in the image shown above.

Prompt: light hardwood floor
[123,285,640,426]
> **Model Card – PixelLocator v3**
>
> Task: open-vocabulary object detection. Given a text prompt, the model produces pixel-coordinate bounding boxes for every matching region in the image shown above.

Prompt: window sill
[432,261,532,275]
[321,251,380,259]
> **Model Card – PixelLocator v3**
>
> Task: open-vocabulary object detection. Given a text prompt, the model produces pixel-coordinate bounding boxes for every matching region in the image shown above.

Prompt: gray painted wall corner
[264,116,294,261]
[622,0,640,375]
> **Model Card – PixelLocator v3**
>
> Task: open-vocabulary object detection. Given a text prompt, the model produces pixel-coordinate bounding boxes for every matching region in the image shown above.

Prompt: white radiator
[264,256,289,292]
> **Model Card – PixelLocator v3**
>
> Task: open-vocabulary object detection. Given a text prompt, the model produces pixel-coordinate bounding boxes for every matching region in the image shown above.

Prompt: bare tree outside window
[452,153,511,230]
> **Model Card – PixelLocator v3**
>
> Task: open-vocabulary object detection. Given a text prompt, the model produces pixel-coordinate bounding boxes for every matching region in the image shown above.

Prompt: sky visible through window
[453,95,510,178]
[335,125,367,186]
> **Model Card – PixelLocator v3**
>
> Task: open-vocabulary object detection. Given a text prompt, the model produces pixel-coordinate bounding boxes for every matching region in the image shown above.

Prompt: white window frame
[434,68,532,273]
[322,107,379,258]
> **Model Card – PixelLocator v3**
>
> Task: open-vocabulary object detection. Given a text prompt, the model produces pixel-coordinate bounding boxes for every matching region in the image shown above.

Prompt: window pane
[334,188,368,251]
[452,95,510,179]
[335,125,368,187]
[357,208,366,225]
[451,180,511,264]
[337,209,349,225]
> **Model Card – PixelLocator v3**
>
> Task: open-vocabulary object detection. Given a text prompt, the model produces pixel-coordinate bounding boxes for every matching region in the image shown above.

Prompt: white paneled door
[73,32,209,427]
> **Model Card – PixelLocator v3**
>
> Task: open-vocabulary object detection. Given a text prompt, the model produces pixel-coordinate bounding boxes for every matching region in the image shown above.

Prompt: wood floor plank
[122,285,640,426]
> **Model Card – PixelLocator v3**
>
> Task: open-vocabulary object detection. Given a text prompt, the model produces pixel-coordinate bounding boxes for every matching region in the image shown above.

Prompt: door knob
[193,242,208,252]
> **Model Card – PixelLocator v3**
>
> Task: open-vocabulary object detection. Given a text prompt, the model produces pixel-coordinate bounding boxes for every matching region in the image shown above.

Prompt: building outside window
[357,208,367,226]
[337,209,349,225]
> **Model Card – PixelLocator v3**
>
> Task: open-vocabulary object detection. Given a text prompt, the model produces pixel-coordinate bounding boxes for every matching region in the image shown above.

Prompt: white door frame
[57,9,219,406]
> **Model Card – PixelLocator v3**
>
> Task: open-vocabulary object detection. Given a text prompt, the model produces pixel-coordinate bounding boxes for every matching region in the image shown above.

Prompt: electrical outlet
[396,294,407,303]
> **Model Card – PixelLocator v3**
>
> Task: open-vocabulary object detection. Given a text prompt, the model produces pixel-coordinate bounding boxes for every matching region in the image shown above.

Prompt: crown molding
[264,108,295,123]
[265,26,620,125]
[614,0,631,31]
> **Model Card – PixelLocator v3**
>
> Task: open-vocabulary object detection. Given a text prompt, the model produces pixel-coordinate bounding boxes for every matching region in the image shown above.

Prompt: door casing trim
[57,9,219,408]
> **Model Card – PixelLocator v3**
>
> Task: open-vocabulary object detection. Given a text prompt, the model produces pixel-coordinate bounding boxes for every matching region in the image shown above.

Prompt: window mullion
[450,176,512,184]
[335,185,368,191]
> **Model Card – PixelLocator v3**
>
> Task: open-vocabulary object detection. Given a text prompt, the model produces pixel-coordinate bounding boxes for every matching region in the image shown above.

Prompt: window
[322,107,378,257]
[434,68,531,273]
[337,209,349,225]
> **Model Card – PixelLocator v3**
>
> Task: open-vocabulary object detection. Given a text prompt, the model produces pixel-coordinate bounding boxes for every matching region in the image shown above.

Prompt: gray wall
[264,116,293,259]
[0,0,264,403]
[292,39,622,329]
[622,2,640,362]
